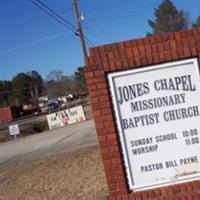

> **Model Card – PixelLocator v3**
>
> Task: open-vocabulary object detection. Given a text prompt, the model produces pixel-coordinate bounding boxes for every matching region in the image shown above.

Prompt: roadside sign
[108,58,200,191]
[9,124,20,136]
[46,105,86,130]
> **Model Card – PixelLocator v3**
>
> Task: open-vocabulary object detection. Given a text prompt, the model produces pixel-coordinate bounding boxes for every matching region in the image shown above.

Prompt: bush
[32,121,48,133]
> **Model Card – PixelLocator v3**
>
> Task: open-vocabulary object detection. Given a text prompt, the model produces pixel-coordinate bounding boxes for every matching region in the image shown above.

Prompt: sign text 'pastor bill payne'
[108,58,200,191]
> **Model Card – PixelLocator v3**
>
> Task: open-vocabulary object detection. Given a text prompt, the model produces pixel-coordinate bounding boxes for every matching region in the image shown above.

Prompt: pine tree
[148,0,188,35]
[193,16,200,28]
[74,67,87,95]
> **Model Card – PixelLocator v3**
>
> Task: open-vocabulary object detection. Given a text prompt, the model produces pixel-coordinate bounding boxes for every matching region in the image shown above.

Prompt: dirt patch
[0,146,108,200]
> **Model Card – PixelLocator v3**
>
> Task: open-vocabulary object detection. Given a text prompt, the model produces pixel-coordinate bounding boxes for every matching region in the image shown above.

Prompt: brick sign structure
[85,28,200,200]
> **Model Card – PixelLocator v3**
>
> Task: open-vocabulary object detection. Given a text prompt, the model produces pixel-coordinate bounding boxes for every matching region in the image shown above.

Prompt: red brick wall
[0,107,13,124]
[85,28,200,200]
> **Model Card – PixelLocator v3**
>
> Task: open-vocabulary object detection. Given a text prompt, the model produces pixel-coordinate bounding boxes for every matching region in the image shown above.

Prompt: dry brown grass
[0,146,109,200]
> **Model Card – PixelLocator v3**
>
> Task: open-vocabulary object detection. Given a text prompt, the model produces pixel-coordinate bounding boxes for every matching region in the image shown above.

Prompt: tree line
[0,67,87,107]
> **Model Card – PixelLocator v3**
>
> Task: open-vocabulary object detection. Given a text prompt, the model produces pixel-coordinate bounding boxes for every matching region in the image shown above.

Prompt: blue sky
[0,0,199,80]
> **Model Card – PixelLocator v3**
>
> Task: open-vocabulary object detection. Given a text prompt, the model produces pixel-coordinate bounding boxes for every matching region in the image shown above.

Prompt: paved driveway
[0,120,97,165]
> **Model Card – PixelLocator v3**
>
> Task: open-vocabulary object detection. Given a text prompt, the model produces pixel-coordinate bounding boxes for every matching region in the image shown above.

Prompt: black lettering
[118,87,123,105]
[154,75,196,91]
[188,75,196,91]
[117,82,150,105]
[163,106,200,122]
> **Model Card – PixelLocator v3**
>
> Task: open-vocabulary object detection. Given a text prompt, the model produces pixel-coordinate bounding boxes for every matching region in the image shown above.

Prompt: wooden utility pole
[72,0,88,58]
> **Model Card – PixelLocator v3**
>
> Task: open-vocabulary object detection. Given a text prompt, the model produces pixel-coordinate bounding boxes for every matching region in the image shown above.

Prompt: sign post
[9,124,20,140]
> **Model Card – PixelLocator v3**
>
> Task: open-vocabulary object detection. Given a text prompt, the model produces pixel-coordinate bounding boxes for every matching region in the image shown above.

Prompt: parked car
[47,102,59,113]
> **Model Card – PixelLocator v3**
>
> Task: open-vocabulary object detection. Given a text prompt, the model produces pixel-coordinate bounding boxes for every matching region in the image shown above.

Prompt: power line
[35,0,75,30]
[0,33,71,54]
[30,0,75,33]
[29,0,94,47]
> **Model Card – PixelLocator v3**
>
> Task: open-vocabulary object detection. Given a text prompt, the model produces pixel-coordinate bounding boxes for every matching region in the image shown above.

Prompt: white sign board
[9,124,20,135]
[108,58,200,191]
[46,105,86,130]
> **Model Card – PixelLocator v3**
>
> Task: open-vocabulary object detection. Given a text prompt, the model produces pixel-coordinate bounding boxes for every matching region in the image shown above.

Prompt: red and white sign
[46,105,86,130]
